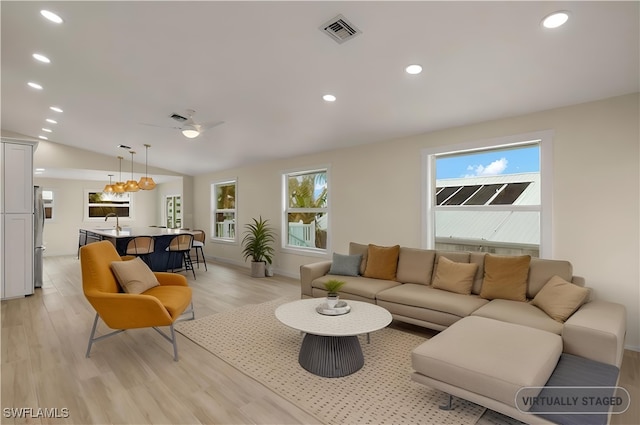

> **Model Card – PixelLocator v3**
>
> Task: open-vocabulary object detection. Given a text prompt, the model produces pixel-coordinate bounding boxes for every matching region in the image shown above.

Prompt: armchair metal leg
[85,313,125,358]
[152,324,179,361]
[178,301,195,321]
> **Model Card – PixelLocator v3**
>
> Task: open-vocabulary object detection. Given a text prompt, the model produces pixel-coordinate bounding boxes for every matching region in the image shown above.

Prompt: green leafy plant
[241,216,276,264]
[324,279,346,295]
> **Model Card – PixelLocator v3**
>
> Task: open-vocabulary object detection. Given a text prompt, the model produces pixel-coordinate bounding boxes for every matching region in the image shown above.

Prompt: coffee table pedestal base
[298,334,364,378]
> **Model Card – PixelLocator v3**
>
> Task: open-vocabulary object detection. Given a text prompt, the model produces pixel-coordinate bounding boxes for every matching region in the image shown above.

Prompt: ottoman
[411,316,562,423]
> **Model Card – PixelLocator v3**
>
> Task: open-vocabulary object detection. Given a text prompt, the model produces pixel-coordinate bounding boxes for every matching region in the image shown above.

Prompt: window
[211,180,236,241]
[86,190,131,219]
[283,168,329,252]
[165,195,182,228]
[423,131,553,258]
[42,189,54,220]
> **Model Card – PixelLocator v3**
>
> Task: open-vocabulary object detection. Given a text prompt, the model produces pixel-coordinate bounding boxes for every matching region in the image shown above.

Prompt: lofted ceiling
[2,1,638,180]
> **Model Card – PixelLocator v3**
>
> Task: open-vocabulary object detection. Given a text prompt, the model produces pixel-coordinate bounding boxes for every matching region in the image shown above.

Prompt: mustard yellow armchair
[80,240,194,361]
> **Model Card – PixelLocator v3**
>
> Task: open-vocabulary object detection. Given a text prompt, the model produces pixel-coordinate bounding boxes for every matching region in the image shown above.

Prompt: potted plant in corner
[324,279,345,309]
[241,216,276,278]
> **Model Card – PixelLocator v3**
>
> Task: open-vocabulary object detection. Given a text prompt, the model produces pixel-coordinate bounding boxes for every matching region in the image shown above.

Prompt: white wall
[192,93,639,350]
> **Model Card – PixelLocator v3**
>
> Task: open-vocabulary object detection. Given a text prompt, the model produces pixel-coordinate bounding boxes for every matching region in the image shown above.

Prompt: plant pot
[326,294,339,309]
[251,261,266,278]
[265,263,274,277]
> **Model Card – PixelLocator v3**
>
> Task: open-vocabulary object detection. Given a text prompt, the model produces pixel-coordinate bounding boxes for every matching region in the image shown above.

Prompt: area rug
[175,297,501,425]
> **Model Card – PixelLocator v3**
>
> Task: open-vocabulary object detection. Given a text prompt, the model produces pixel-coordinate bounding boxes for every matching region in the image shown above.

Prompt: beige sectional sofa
[300,242,626,368]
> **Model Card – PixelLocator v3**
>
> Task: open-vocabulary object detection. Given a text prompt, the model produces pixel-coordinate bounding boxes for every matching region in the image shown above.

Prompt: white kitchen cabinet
[2,213,33,298]
[1,140,36,299]
[2,142,34,213]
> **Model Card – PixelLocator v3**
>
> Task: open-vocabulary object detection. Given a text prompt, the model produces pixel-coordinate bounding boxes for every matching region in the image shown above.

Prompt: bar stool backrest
[192,230,206,245]
[168,234,193,252]
[126,236,155,255]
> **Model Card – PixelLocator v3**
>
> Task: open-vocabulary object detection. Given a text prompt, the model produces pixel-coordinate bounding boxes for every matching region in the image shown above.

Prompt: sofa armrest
[300,261,332,297]
[562,300,626,368]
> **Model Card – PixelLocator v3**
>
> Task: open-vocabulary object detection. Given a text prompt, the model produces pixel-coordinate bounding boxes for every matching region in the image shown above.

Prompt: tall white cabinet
[1,140,36,300]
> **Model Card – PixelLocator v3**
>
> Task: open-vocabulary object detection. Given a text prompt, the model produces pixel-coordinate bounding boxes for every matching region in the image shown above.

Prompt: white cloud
[465,157,508,177]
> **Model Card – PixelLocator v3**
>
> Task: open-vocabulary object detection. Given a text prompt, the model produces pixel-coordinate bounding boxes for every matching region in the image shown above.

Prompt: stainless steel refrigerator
[34,186,45,289]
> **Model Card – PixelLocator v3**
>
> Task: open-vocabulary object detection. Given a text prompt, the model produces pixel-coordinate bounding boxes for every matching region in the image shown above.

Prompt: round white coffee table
[275,298,392,378]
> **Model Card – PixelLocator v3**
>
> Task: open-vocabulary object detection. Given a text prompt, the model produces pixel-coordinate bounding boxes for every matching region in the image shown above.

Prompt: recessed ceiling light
[40,10,63,24]
[32,53,51,63]
[323,94,336,102]
[35,168,45,172]
[542,11,569,29]
[42,128,52,133]
[38,135,48,140]
[405,64,423,75]
[28,82,43,90]
[45,118,57,124]
[49,106,63,113]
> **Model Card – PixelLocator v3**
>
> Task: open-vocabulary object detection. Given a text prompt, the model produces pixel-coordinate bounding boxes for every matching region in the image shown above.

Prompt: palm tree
[287,172,327,248]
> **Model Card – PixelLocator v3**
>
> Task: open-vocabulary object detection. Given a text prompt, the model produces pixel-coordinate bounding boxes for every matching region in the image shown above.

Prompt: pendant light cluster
[103,145,156,194]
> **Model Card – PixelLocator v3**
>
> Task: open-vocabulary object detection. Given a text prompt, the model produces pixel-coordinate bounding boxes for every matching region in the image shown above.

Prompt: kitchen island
[78,227,195,272]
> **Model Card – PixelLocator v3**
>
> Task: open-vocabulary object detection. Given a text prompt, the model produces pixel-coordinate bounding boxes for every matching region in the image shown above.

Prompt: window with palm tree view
[284,168,328,251]
[212,180,236,241]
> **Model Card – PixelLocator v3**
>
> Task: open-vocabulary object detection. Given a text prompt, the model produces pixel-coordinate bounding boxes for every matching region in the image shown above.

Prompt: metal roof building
[434,173,540,254]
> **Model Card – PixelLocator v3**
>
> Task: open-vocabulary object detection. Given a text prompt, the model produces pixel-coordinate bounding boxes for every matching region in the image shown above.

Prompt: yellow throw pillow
[532,275,590,322]
[480,254,531,301]
[110,257,160,294]
[432,256,478,295]
[363,244,400,280]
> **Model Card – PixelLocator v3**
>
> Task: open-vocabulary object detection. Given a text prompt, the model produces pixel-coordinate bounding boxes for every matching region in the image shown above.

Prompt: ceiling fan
[142,109,224,139]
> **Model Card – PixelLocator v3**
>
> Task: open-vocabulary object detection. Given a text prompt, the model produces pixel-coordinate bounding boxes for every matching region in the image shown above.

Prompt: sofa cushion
[480,254,530,301]
[349,242,369,275]
[531,275,590,322]
[363,244,400,280]
[328,252,362,276]
[110,257,159,294]
[469,252,487,295]
[311,274,400,299]
[527,258,574,299]
[432,256,478,295]
[412,316,562,410]
[471,299,563,334]
[376,284,489,318]
[396,247,435,285]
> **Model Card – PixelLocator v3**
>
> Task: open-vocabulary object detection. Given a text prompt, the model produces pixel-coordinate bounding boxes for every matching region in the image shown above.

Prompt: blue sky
[436,145,540,179]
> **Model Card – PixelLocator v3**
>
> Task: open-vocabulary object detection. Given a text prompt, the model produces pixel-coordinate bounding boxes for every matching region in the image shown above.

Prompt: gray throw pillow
[328,253,362,276]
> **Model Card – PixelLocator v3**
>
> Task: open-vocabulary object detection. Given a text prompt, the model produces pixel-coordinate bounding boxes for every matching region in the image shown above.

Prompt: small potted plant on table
[324,279,346,309]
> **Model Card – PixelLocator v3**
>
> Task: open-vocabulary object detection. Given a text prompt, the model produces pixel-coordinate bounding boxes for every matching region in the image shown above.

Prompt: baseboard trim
[206,255,300,279]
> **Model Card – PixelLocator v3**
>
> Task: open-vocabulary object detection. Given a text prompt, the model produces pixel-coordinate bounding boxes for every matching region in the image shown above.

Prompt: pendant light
[103,174,115,193]
[138,144,156,190]
[113,156,125,193]
[125,150,140,192]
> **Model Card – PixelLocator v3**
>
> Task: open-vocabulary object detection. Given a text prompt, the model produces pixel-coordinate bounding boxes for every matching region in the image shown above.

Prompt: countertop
[81,227,194,239]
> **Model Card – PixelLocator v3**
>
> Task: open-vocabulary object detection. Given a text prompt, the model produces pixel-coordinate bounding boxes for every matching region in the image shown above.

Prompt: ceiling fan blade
[200,120,225,130]
[140,122,181,129]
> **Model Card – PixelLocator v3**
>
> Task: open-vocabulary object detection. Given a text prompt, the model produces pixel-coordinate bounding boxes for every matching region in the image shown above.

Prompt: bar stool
[125,236,155,266]
[166,234,195,279]
[190,229,207,271]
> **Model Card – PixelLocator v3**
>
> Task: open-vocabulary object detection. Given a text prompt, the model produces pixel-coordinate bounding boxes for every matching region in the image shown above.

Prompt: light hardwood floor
[1,255,638,425]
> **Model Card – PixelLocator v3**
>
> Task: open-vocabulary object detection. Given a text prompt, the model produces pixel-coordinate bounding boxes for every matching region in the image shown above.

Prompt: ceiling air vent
[169,113,188,122]
[320,14,361,44]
